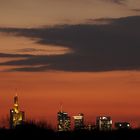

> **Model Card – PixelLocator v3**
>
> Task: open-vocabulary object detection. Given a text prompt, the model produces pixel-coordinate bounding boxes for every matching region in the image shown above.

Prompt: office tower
[73,113,84,130]
[96,116,112,131]
[115,122,131,129]
[10,95,25,128]
[57,106,71,131]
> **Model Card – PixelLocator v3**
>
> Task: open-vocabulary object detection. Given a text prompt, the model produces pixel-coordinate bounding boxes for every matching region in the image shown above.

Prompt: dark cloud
[0,53,32,58]
[87,18,114,24]
[101,0,126,5]
[131,9,140,12]
[0,16,140,72]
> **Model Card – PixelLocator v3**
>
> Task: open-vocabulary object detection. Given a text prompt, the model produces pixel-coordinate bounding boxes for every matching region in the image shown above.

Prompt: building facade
[57,111,71,131]
[10,95,25,128]
[96,116,112,131]
[73,113,84,130]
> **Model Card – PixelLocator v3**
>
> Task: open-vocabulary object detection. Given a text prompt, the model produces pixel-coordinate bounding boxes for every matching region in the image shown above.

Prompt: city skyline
[0,0,140,130]
[0,71,140,128]
[0,93,138,130]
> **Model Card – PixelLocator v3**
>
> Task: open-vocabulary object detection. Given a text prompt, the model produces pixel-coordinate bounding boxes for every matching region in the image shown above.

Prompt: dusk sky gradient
[0,0,140,128]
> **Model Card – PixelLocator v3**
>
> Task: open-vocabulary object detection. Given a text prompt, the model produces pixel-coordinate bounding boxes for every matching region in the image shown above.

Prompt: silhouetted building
[73,113,84,130]
[57,106,71,131]
[85,124,96,131]
[115,122,131,129]
[96,116,112,131]
[10,95,25,128]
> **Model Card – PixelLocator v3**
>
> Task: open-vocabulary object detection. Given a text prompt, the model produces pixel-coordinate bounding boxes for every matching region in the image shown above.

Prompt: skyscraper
[96,116,112,131]
[10,95,25,128]
[73,113,84,130]
[57,105,71,131]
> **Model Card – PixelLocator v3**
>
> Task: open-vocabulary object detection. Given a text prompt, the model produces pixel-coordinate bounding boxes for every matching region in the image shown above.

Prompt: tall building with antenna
[57,104,71,131]
[10,94,25,128]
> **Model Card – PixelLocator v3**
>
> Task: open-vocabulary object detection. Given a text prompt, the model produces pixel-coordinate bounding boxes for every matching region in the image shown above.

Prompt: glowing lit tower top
[10,92,25,128]
[13,93,20,114]
[14,94,18,105]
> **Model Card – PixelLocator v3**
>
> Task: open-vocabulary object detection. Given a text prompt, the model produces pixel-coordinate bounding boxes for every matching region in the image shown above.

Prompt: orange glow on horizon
[0,71,140,128]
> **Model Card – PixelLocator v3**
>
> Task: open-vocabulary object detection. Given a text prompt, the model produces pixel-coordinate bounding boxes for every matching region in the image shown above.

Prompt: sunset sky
[0,0,140,128]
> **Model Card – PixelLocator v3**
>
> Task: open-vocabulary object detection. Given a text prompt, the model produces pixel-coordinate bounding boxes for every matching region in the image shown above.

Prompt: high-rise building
[96,116,112,131]
[115,122,131,129]
[57,106,71,131]
[10,95,25,128]
[73,113,84,130]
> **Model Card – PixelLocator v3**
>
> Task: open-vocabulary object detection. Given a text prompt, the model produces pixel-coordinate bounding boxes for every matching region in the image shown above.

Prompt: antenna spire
[60,102,63,112]
[14,88,19,111]
[15,88,18,96]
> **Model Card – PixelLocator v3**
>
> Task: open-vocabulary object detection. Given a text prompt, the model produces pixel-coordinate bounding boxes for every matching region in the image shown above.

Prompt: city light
[10,95,25,128]
[0,95,134,131]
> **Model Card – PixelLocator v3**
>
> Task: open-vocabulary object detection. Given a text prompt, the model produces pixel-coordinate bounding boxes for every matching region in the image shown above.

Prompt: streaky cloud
[0,53,33,58]
[131,9,140,12]
[0,16,140,72]
[101,0,126,5]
